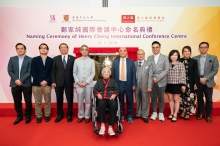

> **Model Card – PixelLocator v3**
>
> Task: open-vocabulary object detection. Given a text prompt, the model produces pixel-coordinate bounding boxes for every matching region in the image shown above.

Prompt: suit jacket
[31,56,53,86]
[193,54,219,88]
[147,54,169,87]
[167,61,186,85]
[111,58,137,91]
[73,56,95,87]
[52,55,75,87]
[180,58,200,92]
[8,55,32,87]
[135,60,153,92]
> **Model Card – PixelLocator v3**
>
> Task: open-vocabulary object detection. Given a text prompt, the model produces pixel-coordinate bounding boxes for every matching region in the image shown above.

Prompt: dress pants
[55,86,73,116]
[196,83,213,116]
[98,99,118,126]
[151,83,166,113]
[76,87,92,119]
[11,86,32,118]
[135,84,150,118]
[118,81,134,119]
[32,86,51,118]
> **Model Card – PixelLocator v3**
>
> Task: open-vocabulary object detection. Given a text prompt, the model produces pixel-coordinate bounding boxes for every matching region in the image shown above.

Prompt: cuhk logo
[121,15,135,23]
[50,15,56,23]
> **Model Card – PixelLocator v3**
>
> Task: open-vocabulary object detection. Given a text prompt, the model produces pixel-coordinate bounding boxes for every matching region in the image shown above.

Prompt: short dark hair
[152,41,161,47]
[59,43,69,49]
[182,46,191,54]
[39,43,49,50]
[199,42,209,48]
[15,43,26,50]
[168,50,180,62]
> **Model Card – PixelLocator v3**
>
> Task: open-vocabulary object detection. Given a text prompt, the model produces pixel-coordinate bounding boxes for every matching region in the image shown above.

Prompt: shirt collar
[120,57,126,61]
[18,55,25,59]
[154,53,160,57]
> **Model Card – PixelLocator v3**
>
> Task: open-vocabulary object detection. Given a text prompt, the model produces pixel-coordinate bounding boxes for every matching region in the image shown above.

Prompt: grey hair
[137,49,145,54]
[101,67,111,76]
[80,45,89,51]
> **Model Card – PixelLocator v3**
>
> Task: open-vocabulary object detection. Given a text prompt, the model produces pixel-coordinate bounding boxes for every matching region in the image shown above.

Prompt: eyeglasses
[199,47,208,49]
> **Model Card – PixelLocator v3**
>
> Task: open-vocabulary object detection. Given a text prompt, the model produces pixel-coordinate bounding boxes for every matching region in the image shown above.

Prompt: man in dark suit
[111,47,137,123]
[8,43,32,125]
[31,43,53,123]
[193,42,219,123]
[52,43,75,123]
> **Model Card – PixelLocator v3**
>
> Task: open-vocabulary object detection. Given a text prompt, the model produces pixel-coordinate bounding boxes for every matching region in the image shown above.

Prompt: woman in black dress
[166,50,186,122]
[179,46,199,120]
[93,67,119,136]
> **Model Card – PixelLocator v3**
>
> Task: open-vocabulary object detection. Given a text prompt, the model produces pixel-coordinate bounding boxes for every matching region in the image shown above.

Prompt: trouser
[151,83,166,113]
[55,86,73,116]
[196,83,213,116]
[135,84,150,118]
[32,86,51,118]
[76,87,92,119]
[11,86,32,118]
[98,99,118,126]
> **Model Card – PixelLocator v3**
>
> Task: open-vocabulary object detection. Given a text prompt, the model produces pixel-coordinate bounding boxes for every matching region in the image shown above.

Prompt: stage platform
[1,103,220,117]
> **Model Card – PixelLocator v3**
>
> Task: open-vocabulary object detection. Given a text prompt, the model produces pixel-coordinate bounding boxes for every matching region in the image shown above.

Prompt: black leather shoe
[67,115,73,122]
[45,116,50,122]
[36,117,42,123]
[197,114,204,120]
[133,116,141,120]
[206,116,212,123]
[25,117,31,124]
[55,115,64,123]
[13,117,23,125]
[143,118,149,123]
[85,118,90,123]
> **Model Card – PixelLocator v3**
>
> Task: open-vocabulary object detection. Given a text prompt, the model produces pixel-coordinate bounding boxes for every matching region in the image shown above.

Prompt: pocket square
[145,66,149,69]
[209,60,212,63]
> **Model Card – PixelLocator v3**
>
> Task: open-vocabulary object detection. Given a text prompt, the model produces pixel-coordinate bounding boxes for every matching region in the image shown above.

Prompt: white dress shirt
[154,53,160,64]
[62,54,68,63]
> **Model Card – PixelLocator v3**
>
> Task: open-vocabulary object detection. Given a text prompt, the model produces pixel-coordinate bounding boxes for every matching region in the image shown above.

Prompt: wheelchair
[92,96,123,135]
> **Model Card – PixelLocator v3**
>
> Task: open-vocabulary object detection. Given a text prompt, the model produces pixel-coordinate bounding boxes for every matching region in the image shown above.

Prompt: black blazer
[180,58,200,92]
[52,55,75,87]
[31,56,53,86]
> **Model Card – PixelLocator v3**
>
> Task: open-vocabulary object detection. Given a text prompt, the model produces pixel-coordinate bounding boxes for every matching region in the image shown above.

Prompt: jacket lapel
[20,56,27,71]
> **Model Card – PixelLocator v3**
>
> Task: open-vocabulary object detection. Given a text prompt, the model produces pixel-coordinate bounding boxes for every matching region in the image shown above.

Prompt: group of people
[7,41,219,136]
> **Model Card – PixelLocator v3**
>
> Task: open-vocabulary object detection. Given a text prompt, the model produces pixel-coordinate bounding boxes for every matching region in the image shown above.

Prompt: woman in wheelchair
[93,67,119,135]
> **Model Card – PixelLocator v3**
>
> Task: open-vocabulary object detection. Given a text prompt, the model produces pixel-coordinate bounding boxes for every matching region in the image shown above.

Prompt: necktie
[121,59,125,81]
[139,61,142,67]
[63,56,67,69]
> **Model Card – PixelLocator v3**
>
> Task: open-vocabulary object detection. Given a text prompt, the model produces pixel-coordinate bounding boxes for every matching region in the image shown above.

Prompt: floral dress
[179,59,196,115]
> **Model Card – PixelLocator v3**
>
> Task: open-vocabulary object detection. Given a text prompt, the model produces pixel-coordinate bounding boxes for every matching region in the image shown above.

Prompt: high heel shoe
[180,112,185,119]
[171,116,177,122]
[167,114,173,120]
[184,114,189,120]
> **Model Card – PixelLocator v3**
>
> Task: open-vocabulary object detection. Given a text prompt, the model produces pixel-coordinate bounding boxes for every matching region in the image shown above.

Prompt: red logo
[121,15,135,23]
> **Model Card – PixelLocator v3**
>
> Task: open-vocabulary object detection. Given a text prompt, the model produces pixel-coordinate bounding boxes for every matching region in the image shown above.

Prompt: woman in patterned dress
[179,46,200,120]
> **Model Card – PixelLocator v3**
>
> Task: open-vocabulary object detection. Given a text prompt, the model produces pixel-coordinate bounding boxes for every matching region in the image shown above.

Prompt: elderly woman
[93,67,119,136]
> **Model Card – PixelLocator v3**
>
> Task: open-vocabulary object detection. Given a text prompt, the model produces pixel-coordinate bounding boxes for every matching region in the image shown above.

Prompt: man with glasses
[147,41,169,121]
[52,43,75,123]
[31,43,53,123]
[193,42,219,123]
[73,45,95,123]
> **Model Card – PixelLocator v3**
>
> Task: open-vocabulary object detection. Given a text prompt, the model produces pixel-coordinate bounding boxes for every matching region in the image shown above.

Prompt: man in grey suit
[193,42,219,123]
[7,43,32,125]
[147,41,169,121]
[133,49,153,123]
[73,45,95,123]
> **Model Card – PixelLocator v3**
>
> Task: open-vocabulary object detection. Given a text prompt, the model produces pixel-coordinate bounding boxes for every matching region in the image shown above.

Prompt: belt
[200,75,204,78]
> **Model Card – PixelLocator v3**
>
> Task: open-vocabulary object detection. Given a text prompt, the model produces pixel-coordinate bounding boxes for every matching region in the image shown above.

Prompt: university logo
[49,15,56,23]
[121,15,135,23]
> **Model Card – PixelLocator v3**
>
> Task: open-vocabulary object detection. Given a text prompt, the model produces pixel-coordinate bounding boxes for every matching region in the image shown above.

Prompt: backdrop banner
[0,7,219,103]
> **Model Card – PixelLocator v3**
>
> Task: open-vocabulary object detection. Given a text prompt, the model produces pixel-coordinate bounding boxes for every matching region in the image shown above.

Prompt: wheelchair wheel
[118,123,123,133]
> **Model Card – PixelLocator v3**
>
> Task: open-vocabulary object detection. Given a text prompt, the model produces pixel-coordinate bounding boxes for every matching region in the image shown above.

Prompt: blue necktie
[139,62,142,67]
[63,56,67,69]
